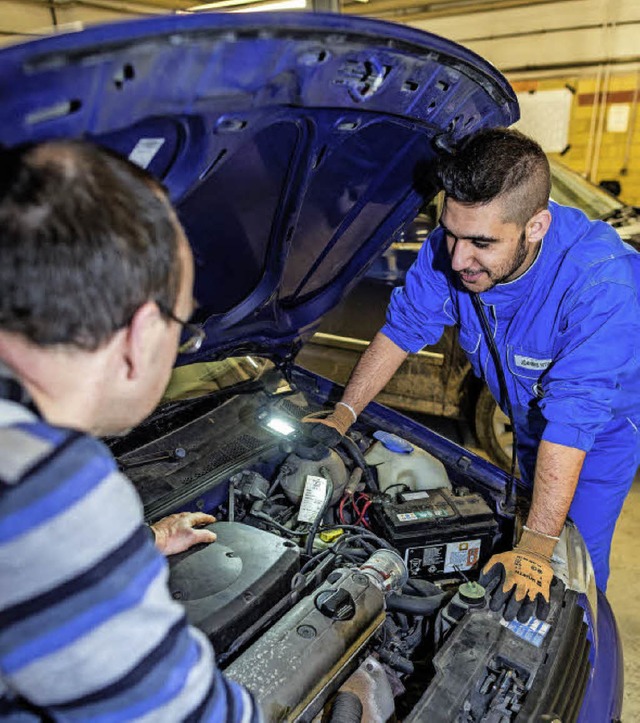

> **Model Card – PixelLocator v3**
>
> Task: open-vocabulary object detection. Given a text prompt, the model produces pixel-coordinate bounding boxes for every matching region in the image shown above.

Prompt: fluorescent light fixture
[189,0,305,9]
[233,0,306,10]
[266,417,296,436]
[188,0,257,10]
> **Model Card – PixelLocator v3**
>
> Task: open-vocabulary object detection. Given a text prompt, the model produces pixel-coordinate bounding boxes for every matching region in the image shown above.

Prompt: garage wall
[0,1,157,46]
[510,73,640,203]
[3,0,640,203]
[409,0,640,74]
[406,0,640,203]
[0,2,53,45]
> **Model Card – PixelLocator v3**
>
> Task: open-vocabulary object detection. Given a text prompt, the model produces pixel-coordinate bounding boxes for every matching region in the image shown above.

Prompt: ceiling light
[188,0,305,9]
[188,0,258,10]
[233,0,306,10]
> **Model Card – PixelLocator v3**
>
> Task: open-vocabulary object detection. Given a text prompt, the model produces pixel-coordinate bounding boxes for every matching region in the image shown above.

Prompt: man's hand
[479,527,558,622]
[301,402,357,445]
[151,512,217,556]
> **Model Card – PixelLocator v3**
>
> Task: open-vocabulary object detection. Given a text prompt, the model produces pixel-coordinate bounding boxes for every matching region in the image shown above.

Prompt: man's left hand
[151,512,217,556]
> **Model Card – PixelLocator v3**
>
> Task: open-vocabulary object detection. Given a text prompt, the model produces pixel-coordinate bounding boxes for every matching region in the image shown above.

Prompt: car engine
[109,367,590,722]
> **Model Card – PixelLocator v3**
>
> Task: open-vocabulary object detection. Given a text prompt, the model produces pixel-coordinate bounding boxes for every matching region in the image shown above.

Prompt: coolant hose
[386,590,447,615]
[327,692,363,723]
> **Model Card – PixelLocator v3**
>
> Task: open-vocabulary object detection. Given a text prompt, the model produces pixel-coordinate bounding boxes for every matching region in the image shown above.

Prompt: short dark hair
[0,140,181,350]
[438,127,551,226]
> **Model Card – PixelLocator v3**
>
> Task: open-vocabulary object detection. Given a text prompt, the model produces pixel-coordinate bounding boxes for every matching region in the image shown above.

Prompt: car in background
[0,11,623,722]
[297,158,640,469]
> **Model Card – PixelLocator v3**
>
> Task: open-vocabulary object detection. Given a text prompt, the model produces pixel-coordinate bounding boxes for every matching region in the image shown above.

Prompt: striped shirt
[0,387,260,722]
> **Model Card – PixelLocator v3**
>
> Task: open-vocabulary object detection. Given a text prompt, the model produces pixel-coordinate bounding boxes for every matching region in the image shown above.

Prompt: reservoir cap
[373,431,414,454]
[459,580,486,605]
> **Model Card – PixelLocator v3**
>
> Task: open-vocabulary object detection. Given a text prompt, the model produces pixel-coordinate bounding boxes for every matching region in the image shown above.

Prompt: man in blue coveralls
[314,128,640,621]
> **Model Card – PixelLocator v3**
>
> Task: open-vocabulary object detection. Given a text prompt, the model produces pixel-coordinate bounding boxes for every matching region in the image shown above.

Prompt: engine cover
[167,521,300,653]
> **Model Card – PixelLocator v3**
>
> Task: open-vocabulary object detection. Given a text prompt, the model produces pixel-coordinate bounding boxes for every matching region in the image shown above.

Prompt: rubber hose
[387,591,446,616]
[327,692,363,723]
[404,577,442,597]
[378,649,414,675]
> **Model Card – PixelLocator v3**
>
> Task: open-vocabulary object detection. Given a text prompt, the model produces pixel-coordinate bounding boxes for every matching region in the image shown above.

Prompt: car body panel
[0,11,517,363]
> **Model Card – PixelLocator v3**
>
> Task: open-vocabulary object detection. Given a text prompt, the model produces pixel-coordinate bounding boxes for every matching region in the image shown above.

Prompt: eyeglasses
[156,301,206,355]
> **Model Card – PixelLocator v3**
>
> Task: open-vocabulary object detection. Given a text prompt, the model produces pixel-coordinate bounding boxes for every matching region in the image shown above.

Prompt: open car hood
[0,12,518,362]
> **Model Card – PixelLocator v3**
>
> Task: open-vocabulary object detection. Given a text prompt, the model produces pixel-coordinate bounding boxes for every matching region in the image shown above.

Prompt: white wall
[409,0,640,76]
[0,1,157,46]
[5,0,640,75]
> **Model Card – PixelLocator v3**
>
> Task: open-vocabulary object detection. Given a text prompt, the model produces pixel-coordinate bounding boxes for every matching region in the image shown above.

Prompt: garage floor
[608,473,640,721]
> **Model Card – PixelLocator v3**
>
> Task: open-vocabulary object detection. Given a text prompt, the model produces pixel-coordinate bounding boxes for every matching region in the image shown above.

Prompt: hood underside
[0,12,518,362]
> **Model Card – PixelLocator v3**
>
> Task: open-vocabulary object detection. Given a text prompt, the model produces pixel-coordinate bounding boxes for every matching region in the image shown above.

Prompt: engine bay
[108,366,589,722]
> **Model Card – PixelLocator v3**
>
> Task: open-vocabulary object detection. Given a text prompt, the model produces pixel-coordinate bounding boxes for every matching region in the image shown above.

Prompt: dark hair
[0,140,181,350]
[438,127,551,226]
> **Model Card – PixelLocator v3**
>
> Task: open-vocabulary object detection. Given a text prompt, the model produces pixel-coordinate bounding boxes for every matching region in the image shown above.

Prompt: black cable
[318,524,397,550]
[250,511,307,538]
[471,293,518,511]
[341,537,377,555]
[382,482,410,498]
[339,436,377,491]
[305,467,334,556]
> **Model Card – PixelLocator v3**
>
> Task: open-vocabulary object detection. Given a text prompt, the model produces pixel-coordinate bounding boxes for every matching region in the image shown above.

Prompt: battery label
[401,491,430,501]
[501,616,551,648]
[405,539,481,577]
[398,512,419,521]
[444,539,481,573]
[396,508,452,522]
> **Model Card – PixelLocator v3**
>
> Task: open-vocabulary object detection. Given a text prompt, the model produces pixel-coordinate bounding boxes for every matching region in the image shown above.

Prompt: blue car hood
[0,12,518,363]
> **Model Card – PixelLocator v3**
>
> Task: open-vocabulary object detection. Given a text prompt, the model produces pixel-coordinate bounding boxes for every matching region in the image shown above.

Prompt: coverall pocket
[458,329,482,377]
[506,345,552,407]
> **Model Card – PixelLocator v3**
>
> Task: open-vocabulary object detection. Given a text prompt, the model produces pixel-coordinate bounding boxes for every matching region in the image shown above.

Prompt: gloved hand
[479,526,558,622]
[301,402,357,446]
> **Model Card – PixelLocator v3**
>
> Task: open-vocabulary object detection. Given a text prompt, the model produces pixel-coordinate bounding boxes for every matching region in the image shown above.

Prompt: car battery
[371,487,498,580]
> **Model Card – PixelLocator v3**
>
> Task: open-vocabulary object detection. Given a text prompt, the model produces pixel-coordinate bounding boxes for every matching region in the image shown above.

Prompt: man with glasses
[0,141,260,720]
[311,128,640,622]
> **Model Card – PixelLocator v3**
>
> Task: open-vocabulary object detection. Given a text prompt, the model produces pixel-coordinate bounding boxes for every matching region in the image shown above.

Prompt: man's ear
[526,208,552,243]
[124,301,161,380]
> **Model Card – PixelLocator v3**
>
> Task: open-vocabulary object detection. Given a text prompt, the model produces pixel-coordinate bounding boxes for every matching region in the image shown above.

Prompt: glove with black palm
[301,402,357,446]
[479,526,558,622]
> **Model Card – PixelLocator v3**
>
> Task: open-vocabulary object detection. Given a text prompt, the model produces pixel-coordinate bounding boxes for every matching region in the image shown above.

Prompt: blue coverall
[381,201,640,591]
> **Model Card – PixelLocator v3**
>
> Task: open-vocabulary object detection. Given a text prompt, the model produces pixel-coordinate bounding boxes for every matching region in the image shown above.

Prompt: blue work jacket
[381,201,640,481]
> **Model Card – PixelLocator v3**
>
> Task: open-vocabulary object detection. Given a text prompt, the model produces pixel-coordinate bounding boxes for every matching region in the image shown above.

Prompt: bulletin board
[515,88,573,153]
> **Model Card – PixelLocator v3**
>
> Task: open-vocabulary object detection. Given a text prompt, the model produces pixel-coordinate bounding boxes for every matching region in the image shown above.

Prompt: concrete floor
[608,473,640,721]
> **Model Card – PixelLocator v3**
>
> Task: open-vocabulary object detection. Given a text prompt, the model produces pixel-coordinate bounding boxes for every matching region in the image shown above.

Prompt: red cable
[338,494,350,525]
